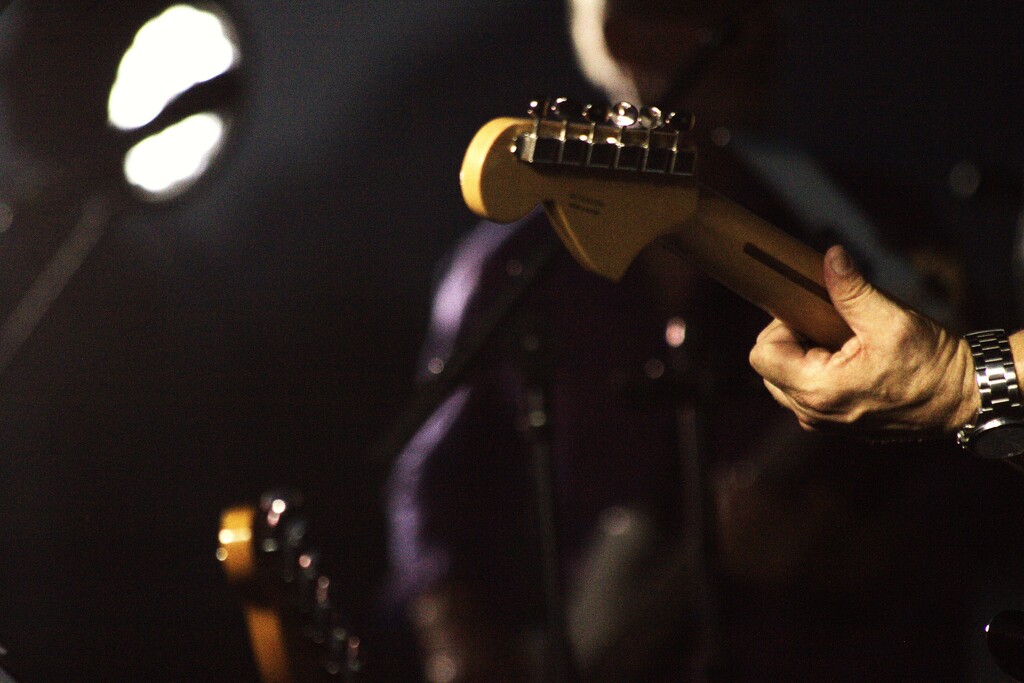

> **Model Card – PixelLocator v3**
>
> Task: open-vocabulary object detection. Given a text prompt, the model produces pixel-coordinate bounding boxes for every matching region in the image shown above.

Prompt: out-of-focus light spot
[215,547,228,562]
[600,506,635,536]
[949,160,981,200]
[665,317,687,347]
[346,636,361,663]
[108,4,238,131]
[218,527,251,545]
[426,653,460,683]
[643,358,665,379]
[411,595,442,627]
[271,498,287,514]
[711,126,732,147]
[316,576,331,604]
[123,112,226,198]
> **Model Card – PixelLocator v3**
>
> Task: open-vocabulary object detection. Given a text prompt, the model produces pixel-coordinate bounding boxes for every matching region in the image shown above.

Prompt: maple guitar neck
[460,102,853,350]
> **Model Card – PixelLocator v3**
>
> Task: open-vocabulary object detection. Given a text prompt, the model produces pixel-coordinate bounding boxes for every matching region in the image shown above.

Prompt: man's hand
[749,245,979,437]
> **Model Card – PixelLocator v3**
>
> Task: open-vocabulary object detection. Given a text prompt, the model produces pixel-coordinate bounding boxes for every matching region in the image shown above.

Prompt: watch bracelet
[957,329,1023,445]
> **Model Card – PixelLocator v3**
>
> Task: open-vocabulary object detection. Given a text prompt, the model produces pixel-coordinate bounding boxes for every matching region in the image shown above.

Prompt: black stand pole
[524,410,578,683]
[512,287,578,682]
[669,332,727,682]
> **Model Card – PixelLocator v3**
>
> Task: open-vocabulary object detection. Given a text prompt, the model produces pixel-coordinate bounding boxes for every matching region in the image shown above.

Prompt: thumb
[822,245,895,338]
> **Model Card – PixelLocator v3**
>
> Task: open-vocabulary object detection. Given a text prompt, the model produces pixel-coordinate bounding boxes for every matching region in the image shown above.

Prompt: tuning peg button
[582,103,612,125]
[639,106,664,129]
[548,97,583,122]
[662,110,695,132]
[527,97,549,119]
[611,101,639,127]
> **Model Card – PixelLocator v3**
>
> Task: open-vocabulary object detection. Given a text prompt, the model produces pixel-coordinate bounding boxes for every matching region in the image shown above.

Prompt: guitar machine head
[515,96,696,177]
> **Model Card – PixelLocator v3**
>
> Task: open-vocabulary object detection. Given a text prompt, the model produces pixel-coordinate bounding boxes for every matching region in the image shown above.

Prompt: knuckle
[748,344,764,371]
[802,386,839,414]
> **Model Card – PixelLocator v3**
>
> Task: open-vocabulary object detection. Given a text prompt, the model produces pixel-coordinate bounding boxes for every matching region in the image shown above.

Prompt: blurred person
[386,1,976,680]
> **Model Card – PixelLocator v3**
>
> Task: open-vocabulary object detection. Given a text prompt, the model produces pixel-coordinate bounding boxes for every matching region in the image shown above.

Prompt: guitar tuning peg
[582,102,612,125]
[259,490,301,514]
[259,489,303,528]
[527,97,549,119]
[662,110,695,132]
[639,106,664,129]
[611,101,640,127]
[548,97,584,122]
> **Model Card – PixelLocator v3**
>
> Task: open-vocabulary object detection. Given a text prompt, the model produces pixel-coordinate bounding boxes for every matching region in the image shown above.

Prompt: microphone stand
[668,326,727,682]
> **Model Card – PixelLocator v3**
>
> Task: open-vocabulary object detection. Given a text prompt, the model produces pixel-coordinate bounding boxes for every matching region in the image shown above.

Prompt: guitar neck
[660,185,852,350]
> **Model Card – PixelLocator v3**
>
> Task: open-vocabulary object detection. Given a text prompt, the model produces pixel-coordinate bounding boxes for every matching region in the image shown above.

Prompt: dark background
[0,1,1021,680]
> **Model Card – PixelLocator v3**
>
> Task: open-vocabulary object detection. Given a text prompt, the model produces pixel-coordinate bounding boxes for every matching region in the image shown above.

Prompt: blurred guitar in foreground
[218,492,362,682]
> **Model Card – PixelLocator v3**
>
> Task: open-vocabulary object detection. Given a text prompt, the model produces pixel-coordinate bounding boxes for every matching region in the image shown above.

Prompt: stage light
[108,4,239,199]
[107,4,237,131]
[123,112,226,197]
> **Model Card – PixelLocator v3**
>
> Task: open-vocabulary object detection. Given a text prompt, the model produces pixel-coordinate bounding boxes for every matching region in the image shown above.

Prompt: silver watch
[957,329,1024,459]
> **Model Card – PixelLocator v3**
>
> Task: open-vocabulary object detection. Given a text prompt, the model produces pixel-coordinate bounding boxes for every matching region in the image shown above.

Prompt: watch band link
[966,329,1023,422]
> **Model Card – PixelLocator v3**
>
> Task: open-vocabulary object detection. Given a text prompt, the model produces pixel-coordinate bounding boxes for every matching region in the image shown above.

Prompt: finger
[822,245,904,341]
[750,331,815,388]
[762,378,800,413]
[762,380,819,431]
[797,418,818,432]
[756,318,786,344]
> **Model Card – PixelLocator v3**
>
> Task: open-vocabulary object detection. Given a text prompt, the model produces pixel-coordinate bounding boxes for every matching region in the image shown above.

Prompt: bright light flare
[218,527,252,545]
[123,112,226,197]
[108,4,238,131]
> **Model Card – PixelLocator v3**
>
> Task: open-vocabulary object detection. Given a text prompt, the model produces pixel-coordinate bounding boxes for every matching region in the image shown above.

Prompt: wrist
[953,336,981,432]
[1011,330,1024,395]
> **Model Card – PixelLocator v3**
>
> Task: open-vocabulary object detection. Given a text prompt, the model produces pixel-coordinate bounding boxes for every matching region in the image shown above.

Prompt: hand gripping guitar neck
[460,98,853,351]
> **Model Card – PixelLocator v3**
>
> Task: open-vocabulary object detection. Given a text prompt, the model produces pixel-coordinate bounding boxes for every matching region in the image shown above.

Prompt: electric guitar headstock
[462,97,699,281]
[218,491,362,683]
[461,97,853,350]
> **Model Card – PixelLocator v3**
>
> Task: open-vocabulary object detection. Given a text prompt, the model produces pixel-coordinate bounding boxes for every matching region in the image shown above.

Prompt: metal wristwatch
[957,329,1024,459]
